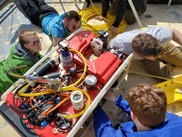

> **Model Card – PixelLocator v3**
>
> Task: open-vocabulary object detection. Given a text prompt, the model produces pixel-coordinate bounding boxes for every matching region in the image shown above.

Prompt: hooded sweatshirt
[0,43,42,92]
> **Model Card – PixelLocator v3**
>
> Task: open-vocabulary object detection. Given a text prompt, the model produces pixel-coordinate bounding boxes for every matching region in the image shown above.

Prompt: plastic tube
[128,71,182,84]
[18,87,57,97]
[8,64,31,79]
[44,97,70,116]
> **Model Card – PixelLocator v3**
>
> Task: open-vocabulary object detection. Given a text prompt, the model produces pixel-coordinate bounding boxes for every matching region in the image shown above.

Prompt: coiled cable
[78,3,127,37]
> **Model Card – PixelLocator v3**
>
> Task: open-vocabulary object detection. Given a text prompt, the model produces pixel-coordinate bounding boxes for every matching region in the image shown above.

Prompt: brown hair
[127,84,167,128]
[65,10,81,22]
[19,30,37,46]
[132,33,163,57]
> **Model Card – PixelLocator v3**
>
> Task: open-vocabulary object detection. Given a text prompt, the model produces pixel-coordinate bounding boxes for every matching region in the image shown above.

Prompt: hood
[14,42,40,64]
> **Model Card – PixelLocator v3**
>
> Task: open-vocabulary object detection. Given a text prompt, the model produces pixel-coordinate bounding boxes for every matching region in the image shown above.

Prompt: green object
[0,43,42,92]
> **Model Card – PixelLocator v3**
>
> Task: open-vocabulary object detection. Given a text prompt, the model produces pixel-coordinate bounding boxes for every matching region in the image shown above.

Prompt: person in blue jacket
[94,84,182,137]
[15,0,81,46]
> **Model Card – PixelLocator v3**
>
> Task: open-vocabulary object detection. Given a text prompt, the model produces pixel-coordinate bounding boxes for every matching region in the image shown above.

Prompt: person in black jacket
[95,0,147,36]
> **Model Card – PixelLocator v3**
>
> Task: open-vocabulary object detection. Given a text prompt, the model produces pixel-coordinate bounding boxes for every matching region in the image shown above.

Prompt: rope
[128,71,182,85]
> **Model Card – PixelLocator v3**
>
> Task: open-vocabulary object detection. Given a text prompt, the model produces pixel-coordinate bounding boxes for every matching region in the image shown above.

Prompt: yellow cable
[62,48,87,90]
[8,64,31,79]
[18,48,87,97]
[128,71,182,85]
[18,88,57,97]
[18,85,91,119]
[15,29,91,119]
[90,0,107,21]
[78,6,127,37]
[18,84,31,95]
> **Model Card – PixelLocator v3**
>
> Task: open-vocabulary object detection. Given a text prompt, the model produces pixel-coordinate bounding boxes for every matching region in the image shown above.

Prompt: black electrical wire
[12,82,32,113]
[12,83,58,112]
[21,109,36,120]
[13,85,58,120]
[21,94,58,121]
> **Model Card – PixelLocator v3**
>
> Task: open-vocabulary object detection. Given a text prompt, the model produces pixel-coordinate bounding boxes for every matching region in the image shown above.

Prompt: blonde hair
[19,30,37,46]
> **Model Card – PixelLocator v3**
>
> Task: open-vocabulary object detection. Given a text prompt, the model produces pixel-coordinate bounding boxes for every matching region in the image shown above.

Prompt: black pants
[16,0,58,26]
[124,0,148,25]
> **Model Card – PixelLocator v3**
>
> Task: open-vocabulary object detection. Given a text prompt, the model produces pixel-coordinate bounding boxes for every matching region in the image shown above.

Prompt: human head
[19,30,42,54]
[132,33,163,60]
[64,10,81,32]
[127,84,167,128]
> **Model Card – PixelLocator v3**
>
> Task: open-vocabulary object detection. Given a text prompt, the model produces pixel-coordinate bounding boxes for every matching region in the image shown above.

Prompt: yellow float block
[154,75,182,116]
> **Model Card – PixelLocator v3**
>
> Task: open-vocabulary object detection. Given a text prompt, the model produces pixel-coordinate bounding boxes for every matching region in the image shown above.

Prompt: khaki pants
[160,42,182,67]
[136,42,182,78]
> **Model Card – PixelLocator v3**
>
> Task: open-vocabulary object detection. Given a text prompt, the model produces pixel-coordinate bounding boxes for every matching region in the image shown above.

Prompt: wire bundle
[78,6,127,37]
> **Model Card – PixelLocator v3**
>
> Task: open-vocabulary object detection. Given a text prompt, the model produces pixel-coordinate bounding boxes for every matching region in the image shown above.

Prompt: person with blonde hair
[94,84,182,137]
[0,30,42,92]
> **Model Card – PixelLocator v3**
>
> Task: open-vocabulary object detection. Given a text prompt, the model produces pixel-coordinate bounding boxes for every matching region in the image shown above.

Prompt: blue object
[61,49,70,57]
[41,120,47,127]
[41,13,69,38]
[21,103,27,109]
[94,95,182,137]
[56,98,61,104]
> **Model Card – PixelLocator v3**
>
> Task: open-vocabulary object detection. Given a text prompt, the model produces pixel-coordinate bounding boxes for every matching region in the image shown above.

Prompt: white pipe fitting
[70,90,84,111]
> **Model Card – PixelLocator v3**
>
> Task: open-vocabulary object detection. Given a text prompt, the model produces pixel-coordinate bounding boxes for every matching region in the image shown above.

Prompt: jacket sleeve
[94,106,126,137]
[112,0,127,27]
[115,95,131,115]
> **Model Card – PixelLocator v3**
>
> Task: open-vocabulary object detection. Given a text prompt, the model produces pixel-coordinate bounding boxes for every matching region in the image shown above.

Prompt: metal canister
[84,75,97,89]
[60,47,73,70]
